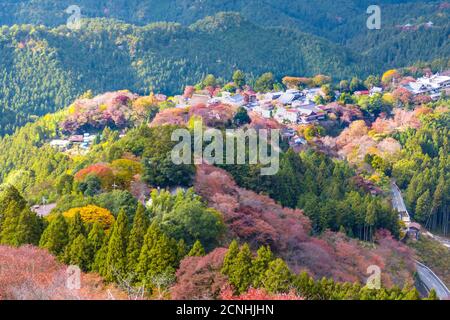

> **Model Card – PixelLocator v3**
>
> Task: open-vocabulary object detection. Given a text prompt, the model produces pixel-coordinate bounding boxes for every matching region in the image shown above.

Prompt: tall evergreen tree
[221,239,239,276]
[15,210,44,245]
[263,258,292,294]
[251,245,274,287]
[64,234,90,271]
[126,203,148,272]
[39,214,69,256]
[68,212,86,243]
[136,222,178,284]
[188,240,205,257]
[228,243,254,294]
[105,209,129,281]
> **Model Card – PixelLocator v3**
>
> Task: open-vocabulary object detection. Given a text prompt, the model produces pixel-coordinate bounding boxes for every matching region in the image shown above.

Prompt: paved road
[391,183,408,213]
[391,183,450,299]
[415,261,450,300]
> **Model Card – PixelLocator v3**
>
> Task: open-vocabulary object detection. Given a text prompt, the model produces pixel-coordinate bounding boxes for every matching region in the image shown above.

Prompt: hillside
[0,14,362,135]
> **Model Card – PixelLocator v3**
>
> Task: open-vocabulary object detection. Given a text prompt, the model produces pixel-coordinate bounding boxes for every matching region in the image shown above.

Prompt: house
[370,87,383,95]
[190,94,210,105]
[253,103,273,118]
[278,92,302,105]
[354,90,370,96]
[403,73,450,99]
[292,135,307,145]
[265,92,284,100]
[296,104,326,124]
[50,139,71,151]
[407,222,421,240]
[225,93,245,107]
[303,88,322,100]
[69,135,84,143]
[274,107,299,123]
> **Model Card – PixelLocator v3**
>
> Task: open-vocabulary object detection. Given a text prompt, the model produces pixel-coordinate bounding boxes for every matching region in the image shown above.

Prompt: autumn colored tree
[62,205,115,230]
[74,163,115,191]
[392,87,413,108]
[183,86,195,99]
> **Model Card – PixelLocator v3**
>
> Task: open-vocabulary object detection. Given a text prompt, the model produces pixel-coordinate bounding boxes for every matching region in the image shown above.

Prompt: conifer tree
[177,239,187,262]
[105,209,129,281]
[0,185,27,245]
[137,222,178,284]
[251,245,274,287]
[221,239,239,276]
[126,203,148,272]
[188,240,205,257]
[15,210,44,245]
[39,214,69,256]
[64,234,90,271]
[87,222,105,259]
[68,212,86,243]
[263,258,292,294]
[92,236,109,275]
[228,243,254,293]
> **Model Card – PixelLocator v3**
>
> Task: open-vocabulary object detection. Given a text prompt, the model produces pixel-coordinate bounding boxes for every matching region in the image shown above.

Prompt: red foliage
[74,163,115,189]
[220,285,303,300]
[0,245,124,300]
[171,248,229,300]
[392,87,413,106]
[61,91,138,133]
[183,86,195,99]
[194,165,415,287]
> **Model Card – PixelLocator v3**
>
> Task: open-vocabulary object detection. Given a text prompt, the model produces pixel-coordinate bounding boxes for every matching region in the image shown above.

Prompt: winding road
[415,261,450,300]
[391,183,450,299]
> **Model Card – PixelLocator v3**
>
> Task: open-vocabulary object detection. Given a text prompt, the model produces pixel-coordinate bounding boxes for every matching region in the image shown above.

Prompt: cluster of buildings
[403,73,450,100]
[50,133,97,152]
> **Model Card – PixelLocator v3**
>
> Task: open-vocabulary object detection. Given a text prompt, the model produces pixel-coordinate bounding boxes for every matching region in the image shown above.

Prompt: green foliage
[150,189,225,249]
[233,107,251,127]
[232,70,246,88]
[224,149,399,240]
[63,234,90,271]
[105,209,129,281]
[136,222,180,285]
[188,240,206,257]
[254,72,275,92]
[39,214,69,256]
[126,204,149,271]
[393,110,449,234]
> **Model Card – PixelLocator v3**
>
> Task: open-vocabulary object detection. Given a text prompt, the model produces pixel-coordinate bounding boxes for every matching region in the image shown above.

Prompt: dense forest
[1,1,449,135]
[0,14,363,135]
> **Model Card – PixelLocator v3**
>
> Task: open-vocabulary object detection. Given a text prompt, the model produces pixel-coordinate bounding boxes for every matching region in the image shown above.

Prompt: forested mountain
[0,1,449,135]
[0,14,362,135]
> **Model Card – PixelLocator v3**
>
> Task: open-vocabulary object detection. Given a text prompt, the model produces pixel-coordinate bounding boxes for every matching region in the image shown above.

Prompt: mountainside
[0,2,449,135]
[0,14,363,136]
